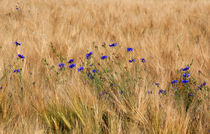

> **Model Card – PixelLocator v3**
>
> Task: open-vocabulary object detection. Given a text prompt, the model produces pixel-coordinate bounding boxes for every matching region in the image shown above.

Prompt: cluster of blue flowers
[129,59,135,63]
[58,63,65,69]
[181,66,190,83]
[14,41,22,46]
[171,80,177,84]
[101,56,108,60]
[18,54,25,59]
[86,52,93,59]
[14,69,20,73]
[10,40,208,99]
[78,67,84,72]
[68,59,74,63]
[127,48,133,52]
[92,69,99,73]
[56,43,146,77]
[109,43,117,47]
[171,66,190,85]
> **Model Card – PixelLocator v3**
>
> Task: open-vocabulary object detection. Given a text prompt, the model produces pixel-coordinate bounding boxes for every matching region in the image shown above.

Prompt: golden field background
[0,0,209,133]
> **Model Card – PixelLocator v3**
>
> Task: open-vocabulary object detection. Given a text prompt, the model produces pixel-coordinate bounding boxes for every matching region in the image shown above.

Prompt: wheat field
[0,0,209,133]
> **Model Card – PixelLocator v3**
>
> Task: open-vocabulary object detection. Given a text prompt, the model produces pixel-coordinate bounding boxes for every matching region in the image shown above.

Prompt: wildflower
[148,91,153,94]
[155,83,160,86]
[110,83,114,87]
[158,89,166,95]
[88,72,94,79]
[68,59,74,63]
[127,48,133,52]
[14,69,20,73]
[120,91,123,94]
[182,80,189,83]
[101,56,108,60]
[58,63,65,68]
[69,63,76,68]
[129,59,135,63]
[18,54,25,59]
[140,58,146,63]
[109,43,117,47]
[182,66,190,71]
[0,86,2,90]
[171,80,178,84]
[77,67,84,72]
[92,69,99,73]
[197,82,206,90]
[86,52,93,59]
[183,73,190,78]
[99,90,108,97]
[90,64,93,66]
[14,41,22,46]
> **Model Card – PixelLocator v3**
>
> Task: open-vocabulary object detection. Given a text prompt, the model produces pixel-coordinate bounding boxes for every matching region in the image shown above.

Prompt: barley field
[0,0,209,133]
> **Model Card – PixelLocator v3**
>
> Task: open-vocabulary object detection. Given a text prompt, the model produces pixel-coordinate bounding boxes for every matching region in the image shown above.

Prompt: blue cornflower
[140,58,146,63]
[14,69,20,73]
[101,56,108,60]
[129,59,135,63]
[77,67,84,72]
[68,59,74,63]
[14,41,22,46]
[127,48,133,52]
[58,63,65,68]
[92,69,99,73]
[158,89,166,95]
[109,43,117,47]
[18,54,25,59]
[155,83,160,86]
[202,82,206,86]
[69,63,76,68]
[182,80,189,83]
[171,80,178,84]
[182,66,190,71]
[183,73,190,78]
[86,52,93,59]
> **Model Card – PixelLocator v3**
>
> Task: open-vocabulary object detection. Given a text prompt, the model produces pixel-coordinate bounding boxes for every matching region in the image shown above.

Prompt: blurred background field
[0,0,209,133]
